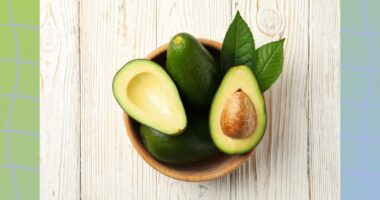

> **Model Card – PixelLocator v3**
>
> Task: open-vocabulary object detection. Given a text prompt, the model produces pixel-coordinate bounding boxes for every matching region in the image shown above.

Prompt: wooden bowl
[123,38,254,182]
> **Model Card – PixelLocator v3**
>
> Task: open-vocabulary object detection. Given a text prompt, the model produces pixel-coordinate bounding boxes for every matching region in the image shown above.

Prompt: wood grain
[40,0,81,199]
[41,0,340,199]
[79,0,158,199]
[309,0,340,199]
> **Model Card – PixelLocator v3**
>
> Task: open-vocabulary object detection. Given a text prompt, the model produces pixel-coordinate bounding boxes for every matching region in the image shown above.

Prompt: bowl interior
[123,39,254,182]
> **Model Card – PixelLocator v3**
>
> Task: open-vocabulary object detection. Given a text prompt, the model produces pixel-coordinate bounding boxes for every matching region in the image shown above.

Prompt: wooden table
[40,0,340,199]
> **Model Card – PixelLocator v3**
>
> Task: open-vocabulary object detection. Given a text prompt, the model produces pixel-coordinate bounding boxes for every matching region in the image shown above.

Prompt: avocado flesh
[140,115,220,164]
[166,33,221,109]
[209,65,267,154]
[113,59,187,135]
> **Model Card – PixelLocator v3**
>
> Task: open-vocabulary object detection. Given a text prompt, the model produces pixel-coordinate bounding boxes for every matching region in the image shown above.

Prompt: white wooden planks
[79,0,159,199]
[41,0,340,199]
[309,0,340,199]
[40,0,81,199]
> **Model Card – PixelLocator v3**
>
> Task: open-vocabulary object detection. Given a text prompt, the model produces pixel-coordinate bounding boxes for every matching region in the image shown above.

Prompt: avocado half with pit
[210,65,267,154]
[113,59,187,135]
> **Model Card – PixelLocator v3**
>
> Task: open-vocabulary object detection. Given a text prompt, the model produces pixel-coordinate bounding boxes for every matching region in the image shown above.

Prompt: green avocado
[140,115,220,164]
[112,59,187,135]
[209,65,267,154]
[166,33,221,109]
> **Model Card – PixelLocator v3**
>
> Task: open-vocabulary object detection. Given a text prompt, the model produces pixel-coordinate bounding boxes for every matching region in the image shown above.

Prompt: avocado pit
[220,90,257,139]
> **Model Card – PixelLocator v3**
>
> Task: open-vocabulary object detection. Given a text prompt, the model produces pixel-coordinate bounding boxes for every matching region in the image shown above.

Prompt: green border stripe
[0,0,39,199]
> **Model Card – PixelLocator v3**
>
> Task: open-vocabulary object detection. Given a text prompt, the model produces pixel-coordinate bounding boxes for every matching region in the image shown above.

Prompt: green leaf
[254,39,285,92]
[221,11,256,73]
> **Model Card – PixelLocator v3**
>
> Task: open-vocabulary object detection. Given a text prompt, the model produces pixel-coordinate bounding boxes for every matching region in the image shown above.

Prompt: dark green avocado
[166,33,221,109]
[140,114,220,164]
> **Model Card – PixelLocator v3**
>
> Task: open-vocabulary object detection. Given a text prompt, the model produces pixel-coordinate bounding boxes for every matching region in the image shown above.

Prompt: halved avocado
[113,59,187,135]
[209,65,267,154]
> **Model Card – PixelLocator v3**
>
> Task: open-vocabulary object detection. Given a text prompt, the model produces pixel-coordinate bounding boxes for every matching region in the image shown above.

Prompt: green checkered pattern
[342,0,380,199]
[0,0,39,199]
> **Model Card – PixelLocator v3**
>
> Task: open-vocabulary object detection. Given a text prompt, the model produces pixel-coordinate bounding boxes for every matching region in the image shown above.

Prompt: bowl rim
[123,38,254,182]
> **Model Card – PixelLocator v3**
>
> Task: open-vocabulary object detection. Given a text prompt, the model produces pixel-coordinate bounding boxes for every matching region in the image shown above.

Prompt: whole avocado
[166,33,221,109]
[140,115,220,164]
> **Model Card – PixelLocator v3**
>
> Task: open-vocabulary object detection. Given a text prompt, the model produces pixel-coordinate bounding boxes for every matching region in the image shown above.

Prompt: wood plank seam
[78,0,82,199]
[307,1,312,200]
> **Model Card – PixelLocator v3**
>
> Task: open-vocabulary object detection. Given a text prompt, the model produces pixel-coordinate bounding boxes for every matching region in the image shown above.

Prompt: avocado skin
[140,115,220,164]
[166,33,221,109]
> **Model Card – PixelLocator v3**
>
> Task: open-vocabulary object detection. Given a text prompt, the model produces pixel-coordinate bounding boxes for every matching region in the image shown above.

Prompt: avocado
[166,33,221,109]
[140,115,220,164]
[209,65,267,154]
[113,59,187,135]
